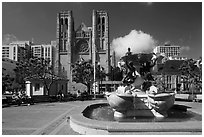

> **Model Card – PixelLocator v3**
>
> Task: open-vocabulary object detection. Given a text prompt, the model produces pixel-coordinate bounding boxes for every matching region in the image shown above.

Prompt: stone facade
[55,10,111,91]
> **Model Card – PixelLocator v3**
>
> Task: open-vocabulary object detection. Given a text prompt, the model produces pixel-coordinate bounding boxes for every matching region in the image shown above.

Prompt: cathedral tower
[55,10,111,92]
[56,10,74,81]
[92,10,110,79]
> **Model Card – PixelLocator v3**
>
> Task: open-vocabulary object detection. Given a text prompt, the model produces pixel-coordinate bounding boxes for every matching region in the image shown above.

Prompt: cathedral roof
[76,22,90,32]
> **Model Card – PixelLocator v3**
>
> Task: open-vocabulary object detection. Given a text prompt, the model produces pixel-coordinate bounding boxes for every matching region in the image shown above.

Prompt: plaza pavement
[2,99,202,135]
[2,100,86,135]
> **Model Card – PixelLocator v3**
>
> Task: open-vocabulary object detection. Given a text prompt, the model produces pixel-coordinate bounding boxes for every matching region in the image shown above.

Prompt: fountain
[69,50,202,135]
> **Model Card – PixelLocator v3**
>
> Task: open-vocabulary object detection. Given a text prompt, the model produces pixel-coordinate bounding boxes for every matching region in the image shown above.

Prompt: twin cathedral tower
[55,10,111,82]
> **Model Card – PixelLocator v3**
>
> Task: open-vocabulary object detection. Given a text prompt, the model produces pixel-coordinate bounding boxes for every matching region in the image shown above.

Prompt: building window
[98,17,101,24]
[13,47,16,53]
[35,83,40,91]
[45,47,47,57]
[48,47,50,57]
[102,17,105,24]
[13,49,16,59]
[64,40,67,51]
[65,18,68,25]
[2,47,10,58]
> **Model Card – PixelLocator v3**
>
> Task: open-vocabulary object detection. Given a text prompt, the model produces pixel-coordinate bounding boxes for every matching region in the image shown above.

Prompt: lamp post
[92,10,96,99]
[93,44,96,99]
[97,62,103,94]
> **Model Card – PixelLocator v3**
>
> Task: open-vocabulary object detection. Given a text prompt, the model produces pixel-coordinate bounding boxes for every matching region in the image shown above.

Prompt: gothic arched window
[102,17,105,24]
[65,18,68,25]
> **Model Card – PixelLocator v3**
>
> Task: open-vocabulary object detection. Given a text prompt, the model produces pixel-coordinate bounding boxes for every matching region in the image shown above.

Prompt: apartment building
[31,45,44,58]
[31,44,54,65]
[2,44,26,62]
[153,43,180,57]
[2,41,32,62]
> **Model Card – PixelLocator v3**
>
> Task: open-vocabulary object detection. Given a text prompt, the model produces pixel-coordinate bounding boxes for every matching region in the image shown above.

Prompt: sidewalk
[2,101,84,135]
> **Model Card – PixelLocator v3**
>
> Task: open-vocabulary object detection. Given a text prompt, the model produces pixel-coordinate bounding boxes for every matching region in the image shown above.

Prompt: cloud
[180,46,190,52]
[111,30,157,57]
[2,34,18,45]
[141,2,153,6]
[146,2,153,6]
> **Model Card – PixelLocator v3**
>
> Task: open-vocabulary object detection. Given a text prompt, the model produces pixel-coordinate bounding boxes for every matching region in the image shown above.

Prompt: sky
[2,2,202,59]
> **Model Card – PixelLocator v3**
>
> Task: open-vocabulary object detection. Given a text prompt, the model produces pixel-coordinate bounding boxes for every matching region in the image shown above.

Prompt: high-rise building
[10,41,32,59]
[43,44,53,62]
[10,41,31,48]
[2,41,31,62]
[2,45,11,59]
[31,44,44,58]
[153,43,180,57]
[31,43,54,65]
[55,10,111,83]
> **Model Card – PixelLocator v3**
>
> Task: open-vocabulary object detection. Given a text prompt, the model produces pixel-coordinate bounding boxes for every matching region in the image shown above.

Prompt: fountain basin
[69,100,202,135]
[148,92,175,113]
[105,92,134,111]
[105,91,175,118]
[105,92,155,117]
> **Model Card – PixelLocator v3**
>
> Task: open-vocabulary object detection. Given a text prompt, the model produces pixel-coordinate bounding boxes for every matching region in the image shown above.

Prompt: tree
[72,60,93,93]
[2,65,22,94]
[72,60,106,94]
[2,74,15,93]
[179,59,202,96]
[109,66,123,81]
[14,57,65,95]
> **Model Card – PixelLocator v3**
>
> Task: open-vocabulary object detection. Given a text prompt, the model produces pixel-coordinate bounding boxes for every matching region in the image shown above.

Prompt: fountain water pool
[82,103,201,122]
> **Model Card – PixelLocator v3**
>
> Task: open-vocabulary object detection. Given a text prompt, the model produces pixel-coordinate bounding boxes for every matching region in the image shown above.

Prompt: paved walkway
[2,101,87,135]
[2,99,202,135]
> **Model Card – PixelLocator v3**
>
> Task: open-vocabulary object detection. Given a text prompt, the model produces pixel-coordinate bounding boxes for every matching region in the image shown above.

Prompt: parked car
[48,95,58,102]
[76,91,92,101]
[2,92,15,106]
[64,93,77,101]
[19,94,35,105]
[2,92,34,106]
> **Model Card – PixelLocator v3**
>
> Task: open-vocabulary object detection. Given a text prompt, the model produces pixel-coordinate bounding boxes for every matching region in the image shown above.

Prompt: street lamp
[93,43,96,99]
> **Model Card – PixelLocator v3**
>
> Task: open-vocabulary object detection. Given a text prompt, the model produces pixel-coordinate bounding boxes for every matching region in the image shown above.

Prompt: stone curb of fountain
[69,101,110,134]
[70,111,202,134]
[69,101,202,135]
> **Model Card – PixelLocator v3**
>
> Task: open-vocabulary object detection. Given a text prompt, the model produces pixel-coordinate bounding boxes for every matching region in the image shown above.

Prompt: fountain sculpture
[105,50,175,118]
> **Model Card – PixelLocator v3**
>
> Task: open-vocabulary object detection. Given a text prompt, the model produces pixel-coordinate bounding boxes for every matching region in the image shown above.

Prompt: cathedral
[55,10,111,89]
